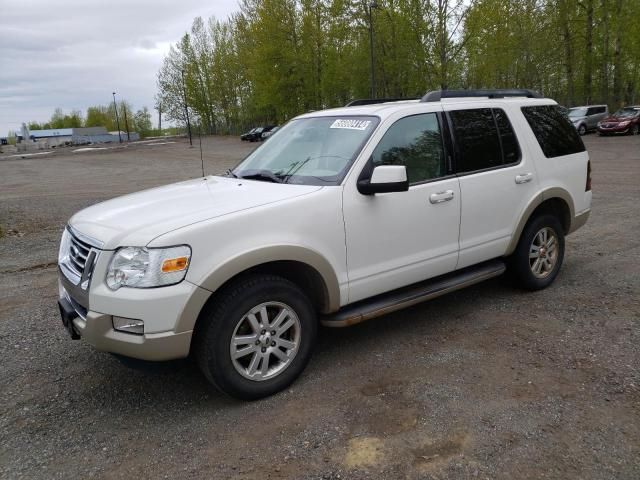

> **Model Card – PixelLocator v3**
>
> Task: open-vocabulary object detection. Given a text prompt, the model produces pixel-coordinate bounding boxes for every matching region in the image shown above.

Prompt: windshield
[569,107,588,118]
[613,108,640,118]
[231,116,379,186]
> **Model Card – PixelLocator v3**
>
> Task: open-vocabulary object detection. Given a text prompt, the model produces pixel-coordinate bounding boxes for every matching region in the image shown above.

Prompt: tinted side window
[494,109,520,164]
[521,105,586,158]
[449,108,502,172]
[371,114,445,184]
[586,107,596,116]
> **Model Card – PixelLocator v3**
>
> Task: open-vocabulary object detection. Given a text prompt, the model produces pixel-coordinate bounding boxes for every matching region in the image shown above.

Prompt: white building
[28,127,139,146]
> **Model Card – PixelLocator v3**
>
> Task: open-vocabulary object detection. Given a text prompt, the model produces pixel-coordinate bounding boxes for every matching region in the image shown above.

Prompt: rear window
[521,105,586,158]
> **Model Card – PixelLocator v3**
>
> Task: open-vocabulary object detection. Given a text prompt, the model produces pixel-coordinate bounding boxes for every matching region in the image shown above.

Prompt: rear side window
[494,109,521,164]
[448,108,520,173]
[521,105,586,158]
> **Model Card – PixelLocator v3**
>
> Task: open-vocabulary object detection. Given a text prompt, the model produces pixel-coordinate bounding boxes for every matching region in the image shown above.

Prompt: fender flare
[193,244,341,314]
[505,187,575,255]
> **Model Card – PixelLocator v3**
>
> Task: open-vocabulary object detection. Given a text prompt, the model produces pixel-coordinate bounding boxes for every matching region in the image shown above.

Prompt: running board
[321,259,506,327]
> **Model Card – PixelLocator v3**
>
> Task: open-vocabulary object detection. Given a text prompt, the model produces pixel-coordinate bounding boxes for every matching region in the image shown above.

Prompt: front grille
[67,233,92,277]
[59,227,101,288]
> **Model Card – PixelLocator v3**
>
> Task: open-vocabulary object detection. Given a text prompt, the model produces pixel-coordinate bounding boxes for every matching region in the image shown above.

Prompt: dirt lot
[0,135,638,479]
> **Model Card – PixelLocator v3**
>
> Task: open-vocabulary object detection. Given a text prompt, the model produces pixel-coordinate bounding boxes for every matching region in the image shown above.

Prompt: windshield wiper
[238,170,283,183]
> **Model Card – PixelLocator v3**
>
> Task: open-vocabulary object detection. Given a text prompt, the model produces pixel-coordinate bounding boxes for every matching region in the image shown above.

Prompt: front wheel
[578,124,587,136]
[631,124,639,136]
[194,274,317,400]
[508,214,565,290]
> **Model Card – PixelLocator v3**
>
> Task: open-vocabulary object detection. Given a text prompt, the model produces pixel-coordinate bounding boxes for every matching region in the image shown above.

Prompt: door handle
[515,173,533,184]
[429,190,455,204]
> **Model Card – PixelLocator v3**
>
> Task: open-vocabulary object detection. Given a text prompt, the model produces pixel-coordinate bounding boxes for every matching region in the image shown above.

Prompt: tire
[578,124,587,136]
[631,124,639,136]
[194,274,317,400]
[508,214,565,291]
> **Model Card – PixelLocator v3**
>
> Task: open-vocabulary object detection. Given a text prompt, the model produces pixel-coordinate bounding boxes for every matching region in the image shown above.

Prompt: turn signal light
[161,256,189,273]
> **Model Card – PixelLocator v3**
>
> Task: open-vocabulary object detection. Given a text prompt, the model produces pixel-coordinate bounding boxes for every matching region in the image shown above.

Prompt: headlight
[58,228,71,264]
[619,121,630,127]
[106,245,191,290]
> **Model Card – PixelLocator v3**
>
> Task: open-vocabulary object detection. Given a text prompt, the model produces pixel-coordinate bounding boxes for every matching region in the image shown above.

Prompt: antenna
[198,123,204,177]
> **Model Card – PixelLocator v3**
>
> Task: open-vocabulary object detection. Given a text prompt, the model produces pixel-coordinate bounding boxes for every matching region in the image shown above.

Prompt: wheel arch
[506,188,574,256]
[179,246,341,334]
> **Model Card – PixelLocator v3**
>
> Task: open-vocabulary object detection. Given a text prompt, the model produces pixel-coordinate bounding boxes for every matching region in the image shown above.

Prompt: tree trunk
[601,0,610,103]
[612,0,623,107]
[560,0,575,106]
[583,0,594,103]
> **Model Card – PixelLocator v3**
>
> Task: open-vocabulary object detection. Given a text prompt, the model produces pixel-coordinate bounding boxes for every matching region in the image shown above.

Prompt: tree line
[156,0,640,135]
[27,103,154,138]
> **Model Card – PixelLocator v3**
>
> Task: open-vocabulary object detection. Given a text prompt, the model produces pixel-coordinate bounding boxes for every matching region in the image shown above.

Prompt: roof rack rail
[346,97,419,107]
[420,89,543,102]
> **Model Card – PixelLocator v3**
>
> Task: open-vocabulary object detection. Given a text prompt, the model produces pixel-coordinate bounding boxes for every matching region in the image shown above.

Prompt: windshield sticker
[330,119,372,130]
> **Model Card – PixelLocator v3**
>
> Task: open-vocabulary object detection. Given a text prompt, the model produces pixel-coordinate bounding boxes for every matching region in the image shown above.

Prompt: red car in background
[597,106,640,135]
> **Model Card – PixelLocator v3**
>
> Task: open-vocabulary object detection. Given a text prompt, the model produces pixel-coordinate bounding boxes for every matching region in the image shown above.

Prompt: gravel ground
[0,135,638,479]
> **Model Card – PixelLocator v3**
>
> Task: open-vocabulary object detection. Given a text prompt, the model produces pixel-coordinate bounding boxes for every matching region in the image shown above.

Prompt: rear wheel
[509,214,565,290]
[195,274,317,400]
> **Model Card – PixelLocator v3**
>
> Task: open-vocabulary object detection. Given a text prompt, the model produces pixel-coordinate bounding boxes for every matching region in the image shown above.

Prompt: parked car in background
[568,105,608,135]
[597,106,640,136]
[240,128,258,141]
[241,125,277,142]
[261,126,279,140]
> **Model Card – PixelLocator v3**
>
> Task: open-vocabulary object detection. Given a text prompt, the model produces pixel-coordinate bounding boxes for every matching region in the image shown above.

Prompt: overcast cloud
[0,0,240,135]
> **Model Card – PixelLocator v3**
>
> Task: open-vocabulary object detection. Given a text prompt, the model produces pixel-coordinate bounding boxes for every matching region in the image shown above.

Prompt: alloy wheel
[529,227,559,279]
[230,302,301,381]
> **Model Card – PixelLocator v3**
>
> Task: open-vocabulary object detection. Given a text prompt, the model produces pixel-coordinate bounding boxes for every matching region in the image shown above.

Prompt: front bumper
[58,258,211,361]
[597,126,630,134]
[60,302,193,361]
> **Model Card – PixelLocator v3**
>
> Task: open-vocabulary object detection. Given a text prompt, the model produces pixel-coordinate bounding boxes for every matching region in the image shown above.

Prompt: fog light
[113,317,144,335]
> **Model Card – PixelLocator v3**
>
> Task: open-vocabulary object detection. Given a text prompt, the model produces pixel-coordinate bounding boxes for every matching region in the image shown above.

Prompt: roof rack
[420,89,543,102]
[345,97,419,107]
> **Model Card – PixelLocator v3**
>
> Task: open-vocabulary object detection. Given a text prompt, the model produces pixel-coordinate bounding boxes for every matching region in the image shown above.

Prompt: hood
[570,116,586,123]
[601,115,634,123]
[70,176,322,249]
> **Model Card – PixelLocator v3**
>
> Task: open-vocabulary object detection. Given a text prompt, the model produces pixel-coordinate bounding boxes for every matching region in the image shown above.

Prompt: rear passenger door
[445,106,538,268]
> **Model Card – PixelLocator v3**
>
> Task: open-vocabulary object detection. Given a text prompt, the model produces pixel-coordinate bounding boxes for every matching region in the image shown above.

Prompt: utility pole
[122,104,131,142]
[181,69,193,146]
[158,104,162,134]
[368,2,380,99]
[112,92,122,143]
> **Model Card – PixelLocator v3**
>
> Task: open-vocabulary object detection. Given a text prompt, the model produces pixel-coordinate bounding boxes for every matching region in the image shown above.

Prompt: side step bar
[321,259,506,328]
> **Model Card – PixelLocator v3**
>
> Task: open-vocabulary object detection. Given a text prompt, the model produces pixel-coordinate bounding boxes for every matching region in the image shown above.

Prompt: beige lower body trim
[74,312,192,361]
[568,209,590,234]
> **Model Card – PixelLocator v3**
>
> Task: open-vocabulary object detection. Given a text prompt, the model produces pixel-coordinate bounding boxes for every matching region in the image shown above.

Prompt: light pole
[181,69,193,146]
[122,105,131,142]
[368,1,380,99]
[112,92,122,143]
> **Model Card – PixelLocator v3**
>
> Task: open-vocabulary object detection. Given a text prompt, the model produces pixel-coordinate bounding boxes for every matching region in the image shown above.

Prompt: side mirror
[357,165,409,195]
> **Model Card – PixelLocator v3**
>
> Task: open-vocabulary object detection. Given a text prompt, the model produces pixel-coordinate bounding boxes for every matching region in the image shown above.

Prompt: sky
[0,0,240,135]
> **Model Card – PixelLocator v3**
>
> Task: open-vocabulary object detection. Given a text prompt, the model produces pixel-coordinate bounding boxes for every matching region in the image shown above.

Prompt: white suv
[58,89,592,399]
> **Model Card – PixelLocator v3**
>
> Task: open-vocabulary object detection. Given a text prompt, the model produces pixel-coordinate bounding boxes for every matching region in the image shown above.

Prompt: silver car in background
[569,105,608,135]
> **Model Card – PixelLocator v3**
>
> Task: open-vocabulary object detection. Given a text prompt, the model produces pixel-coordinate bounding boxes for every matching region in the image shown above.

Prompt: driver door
[342,112,461,303]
